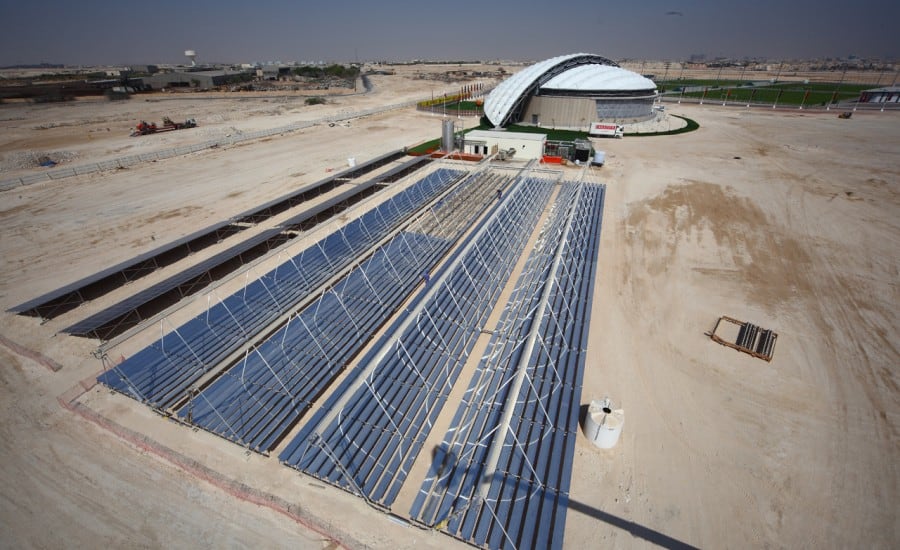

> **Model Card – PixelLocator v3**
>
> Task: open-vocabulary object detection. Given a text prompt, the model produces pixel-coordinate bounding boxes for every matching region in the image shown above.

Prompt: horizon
[1,0,897,67]
[1,53,898,71]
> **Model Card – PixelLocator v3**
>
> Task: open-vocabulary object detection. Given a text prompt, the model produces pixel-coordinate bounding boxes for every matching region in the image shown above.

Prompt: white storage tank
[583,398,624,449]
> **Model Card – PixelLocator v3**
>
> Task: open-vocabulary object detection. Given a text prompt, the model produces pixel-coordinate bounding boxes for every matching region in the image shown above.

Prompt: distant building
[859,86,900,103]
[143,70,249,90]
[129,65,159,74]
[257,66,293,80]
[484,53,657,130]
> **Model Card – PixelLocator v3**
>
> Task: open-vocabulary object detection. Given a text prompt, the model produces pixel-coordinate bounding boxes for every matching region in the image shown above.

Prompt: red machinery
[131,117,197,136]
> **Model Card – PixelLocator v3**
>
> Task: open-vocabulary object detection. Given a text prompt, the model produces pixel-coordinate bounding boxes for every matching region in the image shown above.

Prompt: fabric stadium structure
[484,53,658,129]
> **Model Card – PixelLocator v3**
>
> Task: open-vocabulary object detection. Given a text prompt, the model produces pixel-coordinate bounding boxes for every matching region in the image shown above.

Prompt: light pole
[829,63,847,111]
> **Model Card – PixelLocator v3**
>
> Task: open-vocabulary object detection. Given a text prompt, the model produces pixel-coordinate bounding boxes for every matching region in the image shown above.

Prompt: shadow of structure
[423,440,699,550]
[574,404,698,550]
[566,497,700,550]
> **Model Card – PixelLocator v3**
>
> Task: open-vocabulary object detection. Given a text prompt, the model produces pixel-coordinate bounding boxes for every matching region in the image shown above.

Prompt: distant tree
[305,96,326,105]
[293,66,324,78]
[294,64,359,79]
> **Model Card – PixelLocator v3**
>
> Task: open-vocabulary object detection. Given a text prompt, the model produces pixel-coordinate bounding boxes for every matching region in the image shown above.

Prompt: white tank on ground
[583,398,624,449]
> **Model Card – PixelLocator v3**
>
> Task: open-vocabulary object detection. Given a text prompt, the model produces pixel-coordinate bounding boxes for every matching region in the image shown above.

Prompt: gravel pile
[0,150,80,172]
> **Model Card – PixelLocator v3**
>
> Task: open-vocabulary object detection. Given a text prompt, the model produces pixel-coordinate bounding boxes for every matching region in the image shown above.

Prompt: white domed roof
[484,53,655,127]
[541,64,655,92]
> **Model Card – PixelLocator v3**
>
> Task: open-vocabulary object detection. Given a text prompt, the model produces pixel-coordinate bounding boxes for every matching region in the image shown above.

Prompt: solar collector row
[96,168,465,410]
[470,184,605,550]
[166,167,507,452]
[280,177,557,508]
[486,185,604,550]
[177,231,451,452]
[410,182,606,550]
[65,156,431,339]
[409,181,581,531]
[10,149,408,319]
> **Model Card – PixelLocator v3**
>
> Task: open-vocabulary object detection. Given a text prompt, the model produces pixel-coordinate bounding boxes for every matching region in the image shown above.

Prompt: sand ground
[0,65,897,549]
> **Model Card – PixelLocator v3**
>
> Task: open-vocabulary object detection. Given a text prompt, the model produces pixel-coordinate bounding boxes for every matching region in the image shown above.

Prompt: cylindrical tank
[583,398,624,449]
[347,157,356,168]
[441,119,455,152]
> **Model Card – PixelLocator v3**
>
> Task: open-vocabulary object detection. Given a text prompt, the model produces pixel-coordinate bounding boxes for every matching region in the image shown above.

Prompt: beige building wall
[522,96,596,130]
[521,95,657,128]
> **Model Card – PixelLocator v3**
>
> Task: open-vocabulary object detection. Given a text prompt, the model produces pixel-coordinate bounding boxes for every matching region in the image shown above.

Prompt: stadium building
[484,53,658,130]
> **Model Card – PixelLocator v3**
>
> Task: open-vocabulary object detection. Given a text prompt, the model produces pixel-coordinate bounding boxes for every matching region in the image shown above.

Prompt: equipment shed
[463,130,547,160]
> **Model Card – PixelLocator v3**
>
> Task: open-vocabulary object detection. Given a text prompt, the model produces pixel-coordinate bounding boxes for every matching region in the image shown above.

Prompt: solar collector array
[177,231,450,452]
[410,182,606,550]
[280,177,556,508]
[67,156,432,339]
[177,167,509,452]
[97,168,464,410]
[11,149,409,319]
[409,182,580,531]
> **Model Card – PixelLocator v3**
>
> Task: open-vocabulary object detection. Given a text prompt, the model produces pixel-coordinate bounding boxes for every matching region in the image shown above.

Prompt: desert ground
[0,64,897,549]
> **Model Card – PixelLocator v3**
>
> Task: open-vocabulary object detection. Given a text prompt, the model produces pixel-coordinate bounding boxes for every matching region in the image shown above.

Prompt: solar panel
[97,169,465,410]
[280,177,556,509]
[11,149,409,319]
[409,182,606,550]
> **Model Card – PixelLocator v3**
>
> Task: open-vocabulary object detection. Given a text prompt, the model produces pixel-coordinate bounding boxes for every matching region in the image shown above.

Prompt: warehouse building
[143,69,250,90]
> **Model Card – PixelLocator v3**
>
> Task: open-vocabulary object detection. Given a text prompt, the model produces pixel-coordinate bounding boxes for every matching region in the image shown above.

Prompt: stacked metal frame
[279,176,557,509]
[409,181,606,550]
[97,168,464,410]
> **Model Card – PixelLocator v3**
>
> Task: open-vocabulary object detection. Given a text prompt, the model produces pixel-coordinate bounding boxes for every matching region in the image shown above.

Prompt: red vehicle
[131,117,197,136]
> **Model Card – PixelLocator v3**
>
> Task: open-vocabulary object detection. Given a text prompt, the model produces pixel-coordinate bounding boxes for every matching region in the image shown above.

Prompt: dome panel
[541,64,656,92]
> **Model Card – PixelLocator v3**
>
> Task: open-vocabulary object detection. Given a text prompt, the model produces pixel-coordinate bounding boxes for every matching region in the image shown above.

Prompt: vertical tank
[583,398,624,449]
[441,119,455,152]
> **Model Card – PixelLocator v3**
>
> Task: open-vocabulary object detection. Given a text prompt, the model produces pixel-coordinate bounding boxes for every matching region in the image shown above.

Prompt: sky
[0,0,897,66]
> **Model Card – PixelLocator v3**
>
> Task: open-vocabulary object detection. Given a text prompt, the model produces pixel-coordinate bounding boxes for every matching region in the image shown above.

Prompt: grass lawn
[665,81,870,106]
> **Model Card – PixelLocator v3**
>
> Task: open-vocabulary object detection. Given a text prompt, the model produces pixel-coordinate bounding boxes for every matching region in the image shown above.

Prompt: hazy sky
[1,0,896,66]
